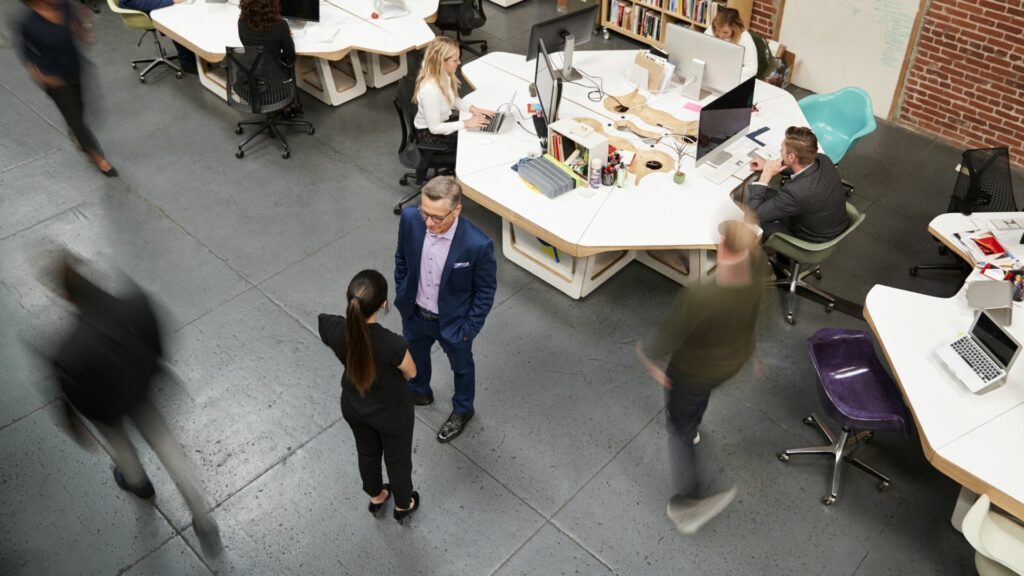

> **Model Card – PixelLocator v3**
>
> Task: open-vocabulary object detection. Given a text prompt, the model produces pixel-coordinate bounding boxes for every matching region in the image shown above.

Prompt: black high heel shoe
[394,491,420,525]
[368,484,391,517]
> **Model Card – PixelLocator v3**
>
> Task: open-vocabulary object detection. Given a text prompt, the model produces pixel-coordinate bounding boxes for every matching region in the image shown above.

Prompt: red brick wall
[749,0,1024,170]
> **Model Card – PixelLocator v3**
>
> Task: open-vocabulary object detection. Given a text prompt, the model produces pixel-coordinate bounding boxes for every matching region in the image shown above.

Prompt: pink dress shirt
[415,217,459,314]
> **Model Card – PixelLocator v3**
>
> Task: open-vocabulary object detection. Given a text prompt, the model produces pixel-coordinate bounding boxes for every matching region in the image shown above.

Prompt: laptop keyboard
[951,336,1002,382]
[481,112,506,133]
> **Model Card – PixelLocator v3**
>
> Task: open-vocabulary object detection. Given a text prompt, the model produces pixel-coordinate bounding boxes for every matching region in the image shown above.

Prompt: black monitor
[695,76,755,167]
[526,5,598,82]
[281,0,319,23]
[535,38,563,127]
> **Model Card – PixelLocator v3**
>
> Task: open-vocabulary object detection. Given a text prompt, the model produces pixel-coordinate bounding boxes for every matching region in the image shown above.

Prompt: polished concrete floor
[2,2,1023,575]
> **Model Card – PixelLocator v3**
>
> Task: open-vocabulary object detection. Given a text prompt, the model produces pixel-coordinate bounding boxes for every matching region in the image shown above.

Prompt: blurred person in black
[41,249,220,553]
[319,270,421,524]
[16,0,116,177]
[636,220,767,534]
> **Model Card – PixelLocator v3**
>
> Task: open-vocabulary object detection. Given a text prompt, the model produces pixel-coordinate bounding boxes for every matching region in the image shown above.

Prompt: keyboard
[951,336,1002,382]
[705,157,746,184]
[481,112,507,134]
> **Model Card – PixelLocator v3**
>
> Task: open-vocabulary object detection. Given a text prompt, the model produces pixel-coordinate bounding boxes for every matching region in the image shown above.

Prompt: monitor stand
[285,19,307,30]
[559,33,583,82]
[678,58,706,101]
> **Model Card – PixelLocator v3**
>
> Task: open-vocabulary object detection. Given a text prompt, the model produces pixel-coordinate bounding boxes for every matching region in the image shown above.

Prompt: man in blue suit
[395,176,497,443]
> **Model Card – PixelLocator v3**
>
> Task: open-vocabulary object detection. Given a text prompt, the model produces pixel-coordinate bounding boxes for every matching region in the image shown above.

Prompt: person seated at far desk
[704,7,757,83]
[413,37,494,151]
[238,0,295,67]
[745,126,849,243]
[118,0,197,73]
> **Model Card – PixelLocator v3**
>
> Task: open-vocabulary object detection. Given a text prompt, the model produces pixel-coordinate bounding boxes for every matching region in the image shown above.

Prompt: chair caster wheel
[603,28,610,40]
[307,127,315,135]
[803,416,814,426]
[393,206,402,215]
[823,495,836,506]
[235,126,244,135]
[176,71,183,79]
[825,303,835,313]
[877,481,890,492]
[814,269,823,280]
[138,76,146,83]
[785,314,795,325]
[132,63,138,69]
[235,149,244,159]
[909,266,918,276]
[777,452,789,462]
[481,42,488,52]
[399,177,408,186]
[282,150,291,159]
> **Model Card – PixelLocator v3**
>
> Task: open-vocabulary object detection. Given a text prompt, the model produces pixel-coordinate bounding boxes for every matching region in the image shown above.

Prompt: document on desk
[305,26,341,43]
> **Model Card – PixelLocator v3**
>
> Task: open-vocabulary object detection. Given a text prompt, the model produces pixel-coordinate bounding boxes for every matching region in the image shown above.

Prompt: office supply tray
[518,156,577,199]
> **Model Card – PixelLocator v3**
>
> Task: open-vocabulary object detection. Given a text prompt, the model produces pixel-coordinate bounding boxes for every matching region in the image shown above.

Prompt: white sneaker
[666,486,737,535]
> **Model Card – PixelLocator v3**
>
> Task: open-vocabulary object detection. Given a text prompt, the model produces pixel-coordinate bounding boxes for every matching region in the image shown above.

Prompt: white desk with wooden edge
[456,50,809,299]
[150,0,436,106]
[865,284,1024,522]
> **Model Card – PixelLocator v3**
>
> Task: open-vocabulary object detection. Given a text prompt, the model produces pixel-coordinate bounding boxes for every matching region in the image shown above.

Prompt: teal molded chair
[798,88,877,194]
[764,202,866,325]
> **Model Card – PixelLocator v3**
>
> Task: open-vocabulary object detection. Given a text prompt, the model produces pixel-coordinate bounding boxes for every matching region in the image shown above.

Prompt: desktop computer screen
[281,0,319,22]
[664,23,743,95]
[526,5,598,81]
[535,38,563,125]
[695,76,755,167]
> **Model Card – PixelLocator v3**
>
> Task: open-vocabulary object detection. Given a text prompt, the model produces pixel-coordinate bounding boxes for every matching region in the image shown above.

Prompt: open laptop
[374,0,410,19]
[936,310,1022,394]
[480,91,517,134]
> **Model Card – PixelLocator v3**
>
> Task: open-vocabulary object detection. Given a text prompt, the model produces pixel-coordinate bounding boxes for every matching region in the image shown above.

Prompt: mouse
[479,138,493,146]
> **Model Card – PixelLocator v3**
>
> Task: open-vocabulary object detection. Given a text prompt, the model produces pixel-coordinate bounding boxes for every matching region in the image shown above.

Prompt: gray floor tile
[0,86,68,173]
[121,536,212,576]
[493,524,614,576]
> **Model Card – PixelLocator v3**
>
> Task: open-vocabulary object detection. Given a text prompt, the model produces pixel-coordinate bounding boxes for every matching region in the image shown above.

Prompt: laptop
[480,91,517,134]
[936,310,1022,394]
[374,0,410,19]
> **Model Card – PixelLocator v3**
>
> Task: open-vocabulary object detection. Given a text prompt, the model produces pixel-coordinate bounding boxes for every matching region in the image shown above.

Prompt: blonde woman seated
[704,8,757,83]
[413,37,495,151]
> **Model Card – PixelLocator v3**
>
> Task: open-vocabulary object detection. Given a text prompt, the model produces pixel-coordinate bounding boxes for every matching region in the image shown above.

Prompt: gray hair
[421,176,462,209]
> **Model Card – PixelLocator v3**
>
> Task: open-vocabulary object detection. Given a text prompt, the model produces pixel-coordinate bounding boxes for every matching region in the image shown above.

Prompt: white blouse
[703,27,758,83]
[414,78,471,136]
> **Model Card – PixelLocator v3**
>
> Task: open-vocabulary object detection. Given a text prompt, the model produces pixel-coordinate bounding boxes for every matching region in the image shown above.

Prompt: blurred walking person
[41,249,219,553]
[636,220,766,534]
[16,0,117,176]
[319,270,421,524]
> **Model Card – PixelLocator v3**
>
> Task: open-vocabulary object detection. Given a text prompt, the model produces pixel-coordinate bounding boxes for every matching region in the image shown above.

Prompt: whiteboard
[778,0,921,119]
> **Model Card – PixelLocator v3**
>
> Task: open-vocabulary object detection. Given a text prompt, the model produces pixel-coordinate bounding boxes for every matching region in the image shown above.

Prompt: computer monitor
[535,38,563,126]
[695,76,755,167]
[526,5,598,82]
[664,23,744,96]
[281,0,319,23]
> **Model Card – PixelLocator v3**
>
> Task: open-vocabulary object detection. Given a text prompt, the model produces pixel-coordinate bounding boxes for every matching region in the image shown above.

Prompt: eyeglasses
[420,206,457,224]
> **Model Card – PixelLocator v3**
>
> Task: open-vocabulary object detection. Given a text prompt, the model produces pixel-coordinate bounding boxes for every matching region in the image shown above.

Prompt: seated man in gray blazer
[745,126,849,243]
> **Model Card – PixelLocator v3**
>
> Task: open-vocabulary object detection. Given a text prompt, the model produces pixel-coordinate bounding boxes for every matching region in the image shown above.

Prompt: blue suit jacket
[394,207,497,346]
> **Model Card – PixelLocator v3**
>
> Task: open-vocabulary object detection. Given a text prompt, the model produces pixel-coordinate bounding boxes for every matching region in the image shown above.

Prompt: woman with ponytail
[318,269,420,524]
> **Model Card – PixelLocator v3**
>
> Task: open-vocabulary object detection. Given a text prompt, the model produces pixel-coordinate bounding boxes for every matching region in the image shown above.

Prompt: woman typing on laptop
[413,37,495,151]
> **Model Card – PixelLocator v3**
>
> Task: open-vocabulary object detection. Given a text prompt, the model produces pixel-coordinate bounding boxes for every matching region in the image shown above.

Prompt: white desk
[457,50,808,298]
[150,0,436,106]
[865,284,1024,521]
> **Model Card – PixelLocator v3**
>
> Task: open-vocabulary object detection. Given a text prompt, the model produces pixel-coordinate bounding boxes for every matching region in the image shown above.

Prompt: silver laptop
[374,0,410,18]
[480,91,517,134]
[936,310,1022,394]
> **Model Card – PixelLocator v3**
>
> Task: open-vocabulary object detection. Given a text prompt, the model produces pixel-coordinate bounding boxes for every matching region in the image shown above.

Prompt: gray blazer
[747,153,849,243]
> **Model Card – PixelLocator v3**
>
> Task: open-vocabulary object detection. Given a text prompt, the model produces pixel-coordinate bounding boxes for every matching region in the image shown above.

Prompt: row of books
[667,0,719,24]
[607,0,722,26]
[607,1,664,41]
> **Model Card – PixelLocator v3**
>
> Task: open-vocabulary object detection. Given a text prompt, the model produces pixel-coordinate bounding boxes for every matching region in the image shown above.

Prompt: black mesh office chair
[910,147,1017,276]
[225,46,314,159]
[435,0,488,57]
[392,75,456,215]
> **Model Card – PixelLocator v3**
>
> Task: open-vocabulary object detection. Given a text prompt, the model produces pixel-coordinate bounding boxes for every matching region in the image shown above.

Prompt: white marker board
[778,0,923,119]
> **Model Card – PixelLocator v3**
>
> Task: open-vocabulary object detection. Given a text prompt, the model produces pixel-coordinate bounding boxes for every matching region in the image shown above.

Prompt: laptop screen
[974,312,1020,367]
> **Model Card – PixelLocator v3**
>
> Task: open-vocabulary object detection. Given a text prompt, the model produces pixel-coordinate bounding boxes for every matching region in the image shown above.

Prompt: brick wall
[748,0,1024,170]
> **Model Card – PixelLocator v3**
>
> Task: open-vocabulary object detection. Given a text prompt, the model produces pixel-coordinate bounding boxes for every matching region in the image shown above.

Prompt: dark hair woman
[318,269,420,524]
[238,0,295,65]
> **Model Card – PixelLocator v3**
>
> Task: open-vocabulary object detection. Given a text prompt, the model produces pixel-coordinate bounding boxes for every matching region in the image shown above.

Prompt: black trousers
[45,81,102,157]
[341,396,415,509]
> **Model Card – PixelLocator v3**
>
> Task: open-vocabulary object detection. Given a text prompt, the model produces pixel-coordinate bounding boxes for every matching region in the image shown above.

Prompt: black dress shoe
[412,393,434,406]
[368,484,390,517]
[394,491,419,525]
[437,410,473,443]
[113,468,155,499]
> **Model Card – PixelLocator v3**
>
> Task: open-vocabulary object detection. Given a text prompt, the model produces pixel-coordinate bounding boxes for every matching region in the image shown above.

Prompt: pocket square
[453,262,471,269]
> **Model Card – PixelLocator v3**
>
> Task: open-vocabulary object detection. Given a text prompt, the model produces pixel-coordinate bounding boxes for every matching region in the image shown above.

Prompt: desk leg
[951,486,978,533]
[196,57,227,101]
[295,54,367,106]
[359,52,407,89]
[635,249,716,287]
[501,220,633,299]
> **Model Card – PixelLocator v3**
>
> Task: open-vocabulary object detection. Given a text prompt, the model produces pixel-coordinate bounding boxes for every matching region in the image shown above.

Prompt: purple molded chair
[777,328,911,505]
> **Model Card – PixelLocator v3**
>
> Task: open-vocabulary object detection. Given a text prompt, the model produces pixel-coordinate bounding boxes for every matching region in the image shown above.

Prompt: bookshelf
[601,0,752,51]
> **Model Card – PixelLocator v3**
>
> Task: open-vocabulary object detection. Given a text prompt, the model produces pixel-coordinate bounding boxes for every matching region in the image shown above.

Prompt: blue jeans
[666,383,714,499]
[119,0,196,67]
[403,309,476,415]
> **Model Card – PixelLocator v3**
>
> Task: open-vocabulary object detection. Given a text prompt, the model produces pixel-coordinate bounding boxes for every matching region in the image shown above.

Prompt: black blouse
[318,314,411,415]
[238,20,296,64]
[18,1,82,83]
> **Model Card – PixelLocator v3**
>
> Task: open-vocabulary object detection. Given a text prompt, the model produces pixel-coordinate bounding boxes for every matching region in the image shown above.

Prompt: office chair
[777,329,910,505]
[107,0,182,82]
[765,202,865,325]
[225,46,314,159]
[392,76,456,214]
[963,494,1024,576]
[798,88,877,195]
[910,147,1017,277]
[435,0,488,57]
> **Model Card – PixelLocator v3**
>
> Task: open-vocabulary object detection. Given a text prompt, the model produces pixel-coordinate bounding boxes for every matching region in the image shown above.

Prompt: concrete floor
[2,1,1023,575]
